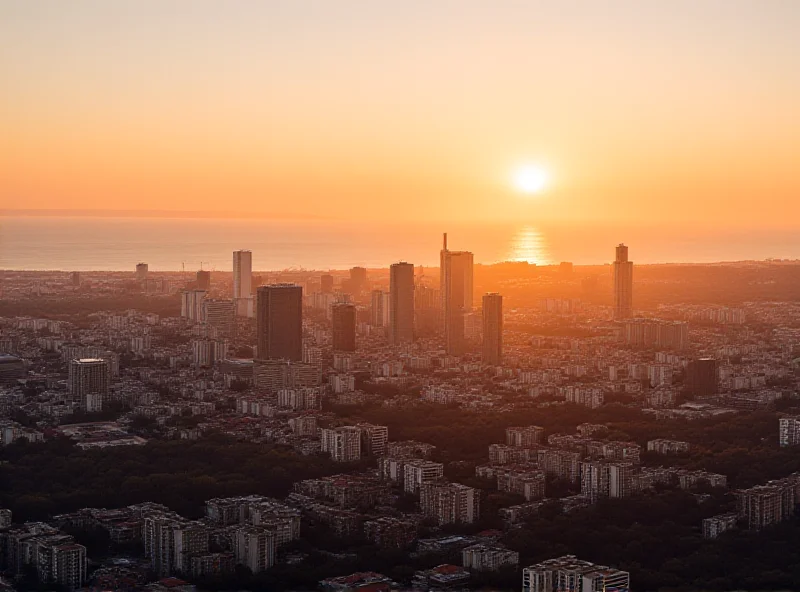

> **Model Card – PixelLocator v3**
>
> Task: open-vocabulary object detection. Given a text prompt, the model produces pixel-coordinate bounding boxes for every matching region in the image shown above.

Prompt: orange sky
[1,1,799,226]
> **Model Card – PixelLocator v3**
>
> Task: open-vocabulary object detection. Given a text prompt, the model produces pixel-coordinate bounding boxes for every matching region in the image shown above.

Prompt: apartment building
[462,544,519,571]
[522,555,630,592]
[420,482,480,525]
[403,460,445,494]
[506,426,545,448]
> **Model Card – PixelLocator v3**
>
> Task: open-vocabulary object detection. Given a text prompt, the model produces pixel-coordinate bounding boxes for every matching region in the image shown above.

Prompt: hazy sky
[1,1,798,226]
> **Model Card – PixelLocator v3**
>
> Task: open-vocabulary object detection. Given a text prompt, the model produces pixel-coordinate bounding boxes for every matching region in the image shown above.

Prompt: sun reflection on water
[508,227,552,265]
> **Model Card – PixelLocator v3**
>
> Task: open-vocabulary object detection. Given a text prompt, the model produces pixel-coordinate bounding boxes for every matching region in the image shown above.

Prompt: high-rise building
[256,284,303,361]
[440,234,473,355]
[320,274,334,294]
[136,262,149,280]
[349,267,367,292]
[233,250,253,317]
[181,289,207,322]
[403,460,444,494]
[332,303,357,352]
[356,423,389,456]
[370,290,391,328]
[482,293,503,365]
[234,527,276,573]
[612,244,633,319]
[70,271,81,287]
[414,283,441,337]
[779,416,800,447]
[389,262,415,344]
[686,358,718,396]
[320,426,362,462]
[203,299,235,334]
[196,270,211,290]
[68,358,110,404]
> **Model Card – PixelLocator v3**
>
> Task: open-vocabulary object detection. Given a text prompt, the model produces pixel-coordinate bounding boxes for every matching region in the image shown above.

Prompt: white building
[403,460,445,494]
[320,426,362,462]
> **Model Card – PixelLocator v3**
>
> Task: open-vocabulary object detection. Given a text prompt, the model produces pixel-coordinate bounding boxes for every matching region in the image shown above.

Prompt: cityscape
[3,1,800,591]
[3,239,800,591]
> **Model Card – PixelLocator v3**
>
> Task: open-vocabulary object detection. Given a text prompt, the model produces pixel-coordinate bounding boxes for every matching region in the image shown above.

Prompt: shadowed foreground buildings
[523,555,630,592]
[332,303,357,352]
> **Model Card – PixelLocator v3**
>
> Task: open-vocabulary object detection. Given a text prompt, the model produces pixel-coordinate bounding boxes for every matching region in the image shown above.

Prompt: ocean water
[1,216,799,271]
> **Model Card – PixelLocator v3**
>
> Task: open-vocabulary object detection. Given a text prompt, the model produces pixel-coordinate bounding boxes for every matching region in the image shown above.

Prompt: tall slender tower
[233,250,253,317]
[482,293,503,365]
[332,302,357,352]
[613,244,633,319]
[389,262,415,344]
[440,233,474,355]
[256,284,303,360]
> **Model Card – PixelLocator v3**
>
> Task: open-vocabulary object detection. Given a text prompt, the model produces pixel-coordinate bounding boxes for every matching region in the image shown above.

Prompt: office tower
[482,293,503,365]
[196,269,211,290]
[389,262,415,344]
[414,284,441,337]
[370,290,391,327]
[68,358,110,403]
[203,299,235,334]
[136,262,149,280]
[233,250,253,317]
[612,244,633,319]
[256,284,303,361]
[440,234,474,355]
[70,271,81,287]
[320,274,334,294]
[332,303,357,352]
[349,266,367,292]
[181,289,207,322]
[686,358,718,396]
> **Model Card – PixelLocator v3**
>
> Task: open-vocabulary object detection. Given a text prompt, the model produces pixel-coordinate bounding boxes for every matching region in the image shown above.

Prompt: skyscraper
[233,250,253,317]
[613,244,633,319]
[349,267,367,292]
[482,293,503,365]
[136,262,149,280]
[389,262,415,344]
[332,302,357,352]
[256,284,303,361]
[440,234,473,355]
[320,274,334,294]
[370,289,391,327]
[686,358,718,396]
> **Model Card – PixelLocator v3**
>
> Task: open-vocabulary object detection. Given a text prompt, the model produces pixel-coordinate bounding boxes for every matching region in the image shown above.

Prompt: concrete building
[462,544,519,572]
[506,426,544,448]
[363,517,416,549]
[321,426,362,462]
[686,358,719,396]
[256,284,303,361]
[389,262,415,344]
[702,513,739,539]
[523,555,630,592]
[612,244,633,319]
[203,299,235,333]
[68,358,110,405]
[580,461,636,501]
[420,482,480,525]
[356,423,389,456]
[320,274,334,294]
[234,526,276,573]
[136,262,148,280]
[332,303,357,352]
[482,293,503,365]
[779,416,800,447]
[233,250,253,317]
[735,474,800,530]
[36,540,87,590]
[647,439,690,455]
[441,235,474,356]
[403,460,445,494]
[253,360,321,392]
[196,269,211,290]
[370,290,391,328]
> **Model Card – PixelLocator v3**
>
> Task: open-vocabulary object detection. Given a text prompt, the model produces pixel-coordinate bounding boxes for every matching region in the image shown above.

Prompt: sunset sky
[1,1,798,227]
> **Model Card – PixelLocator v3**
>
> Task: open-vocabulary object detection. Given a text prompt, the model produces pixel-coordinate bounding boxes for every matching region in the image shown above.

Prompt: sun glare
[514,165,549,195]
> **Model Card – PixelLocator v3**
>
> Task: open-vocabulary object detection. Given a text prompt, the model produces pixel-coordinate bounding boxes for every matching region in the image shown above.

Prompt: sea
[1,216,799,271]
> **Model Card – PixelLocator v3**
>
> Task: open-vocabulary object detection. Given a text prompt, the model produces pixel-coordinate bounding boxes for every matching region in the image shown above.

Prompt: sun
[513,165,549,195]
